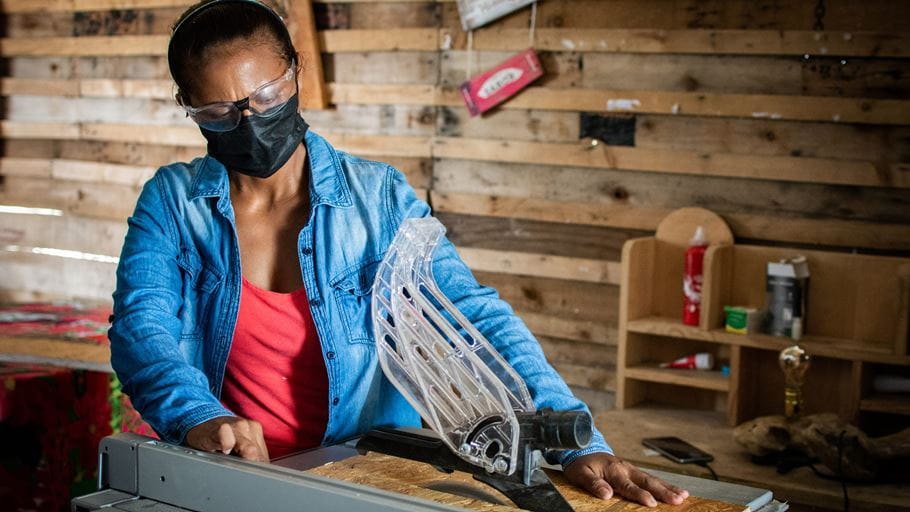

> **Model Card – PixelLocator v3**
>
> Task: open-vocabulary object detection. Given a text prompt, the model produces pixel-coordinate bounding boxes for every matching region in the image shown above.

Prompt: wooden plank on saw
[305,452,745,511]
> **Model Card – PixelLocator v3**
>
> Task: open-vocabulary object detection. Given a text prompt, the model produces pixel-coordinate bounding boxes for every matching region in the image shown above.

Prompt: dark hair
[168,0,297,102]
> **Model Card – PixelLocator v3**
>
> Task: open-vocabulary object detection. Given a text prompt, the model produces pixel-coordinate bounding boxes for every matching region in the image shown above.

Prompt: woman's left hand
[563,453,690,507]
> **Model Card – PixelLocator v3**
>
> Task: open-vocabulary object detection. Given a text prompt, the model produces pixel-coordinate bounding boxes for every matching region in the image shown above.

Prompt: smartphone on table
[642,436,714,464]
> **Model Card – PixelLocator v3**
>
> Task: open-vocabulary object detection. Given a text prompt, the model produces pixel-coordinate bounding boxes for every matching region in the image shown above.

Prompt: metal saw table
[72,433,782,512]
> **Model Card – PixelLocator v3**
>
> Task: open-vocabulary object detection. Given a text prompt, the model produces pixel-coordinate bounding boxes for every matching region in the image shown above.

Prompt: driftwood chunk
[734,414,910,482]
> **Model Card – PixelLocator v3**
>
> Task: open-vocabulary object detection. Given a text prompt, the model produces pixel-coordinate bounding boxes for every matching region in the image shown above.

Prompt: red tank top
[221,276,329,458]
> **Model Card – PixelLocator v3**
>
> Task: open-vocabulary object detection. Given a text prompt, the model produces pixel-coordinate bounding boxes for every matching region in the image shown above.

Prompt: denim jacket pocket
[176,249,224,338]
[330,257,383,345]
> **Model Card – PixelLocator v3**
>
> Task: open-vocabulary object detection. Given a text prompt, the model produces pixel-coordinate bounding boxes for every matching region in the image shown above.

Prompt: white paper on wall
[456,0,536,31]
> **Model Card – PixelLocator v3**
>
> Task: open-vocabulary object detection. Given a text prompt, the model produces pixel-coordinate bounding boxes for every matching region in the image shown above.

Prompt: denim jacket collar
[187,130,353,210]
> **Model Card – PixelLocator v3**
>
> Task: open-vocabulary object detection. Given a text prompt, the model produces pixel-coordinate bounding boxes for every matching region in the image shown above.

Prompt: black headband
[167,0,291,81]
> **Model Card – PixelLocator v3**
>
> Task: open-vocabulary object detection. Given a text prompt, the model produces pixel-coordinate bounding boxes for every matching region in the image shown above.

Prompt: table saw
[72,431,783,512]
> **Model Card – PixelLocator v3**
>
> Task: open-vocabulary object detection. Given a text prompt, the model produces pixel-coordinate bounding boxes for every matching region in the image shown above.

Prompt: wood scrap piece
[306,452,746,511]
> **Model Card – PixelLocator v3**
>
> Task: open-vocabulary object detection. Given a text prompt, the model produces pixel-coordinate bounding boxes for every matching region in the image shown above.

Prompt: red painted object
[460,48,543,116]
[682,227,707,326]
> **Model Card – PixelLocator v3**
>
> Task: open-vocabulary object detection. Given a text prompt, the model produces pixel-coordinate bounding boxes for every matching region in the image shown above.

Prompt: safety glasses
[180,61,297,132]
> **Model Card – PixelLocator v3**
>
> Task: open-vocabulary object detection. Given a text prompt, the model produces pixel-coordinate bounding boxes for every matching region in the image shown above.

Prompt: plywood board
[307,452,745,511]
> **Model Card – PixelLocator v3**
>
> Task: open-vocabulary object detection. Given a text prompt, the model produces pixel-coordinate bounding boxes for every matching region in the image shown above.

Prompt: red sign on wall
[459,48,544,117]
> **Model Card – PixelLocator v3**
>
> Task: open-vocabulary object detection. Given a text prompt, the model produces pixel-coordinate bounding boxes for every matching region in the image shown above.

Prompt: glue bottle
[682,226,707,326]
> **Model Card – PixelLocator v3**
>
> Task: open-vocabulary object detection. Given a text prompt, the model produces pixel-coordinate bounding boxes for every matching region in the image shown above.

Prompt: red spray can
[682,226,707,326]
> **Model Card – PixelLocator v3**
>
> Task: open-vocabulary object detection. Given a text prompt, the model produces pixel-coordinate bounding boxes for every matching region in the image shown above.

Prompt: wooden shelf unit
[617,208,910,427]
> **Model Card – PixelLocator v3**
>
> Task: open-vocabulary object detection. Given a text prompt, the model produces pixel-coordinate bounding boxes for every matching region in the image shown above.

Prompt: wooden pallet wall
[1,0,908,411]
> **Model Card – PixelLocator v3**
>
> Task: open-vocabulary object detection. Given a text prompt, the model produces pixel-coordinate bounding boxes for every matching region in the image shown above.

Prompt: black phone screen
[641,436,714,464]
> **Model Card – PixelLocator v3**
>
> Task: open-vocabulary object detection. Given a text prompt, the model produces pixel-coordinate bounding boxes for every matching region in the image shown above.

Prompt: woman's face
[187,42,291,109]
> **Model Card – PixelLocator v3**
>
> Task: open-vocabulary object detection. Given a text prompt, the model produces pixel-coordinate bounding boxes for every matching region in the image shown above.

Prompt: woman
[109,0,688,507]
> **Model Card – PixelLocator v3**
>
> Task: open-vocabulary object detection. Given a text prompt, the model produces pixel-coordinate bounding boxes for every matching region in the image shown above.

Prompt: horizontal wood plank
[474,271,619,324]
[329,83,910,125]
[0,157,155,186]
[0,0,450,12]
[10,125,883,189]
[0,175,138,221]
[0,35,169,56]
[519,311,617,346]
[431,159,910,226]
[4,78,907,125]
[437,211,643,261]
[0,211,127,257]
[0,251,117,301]
[432,136,906,188]
[322,28,910,57]
[0,0,193,12]
[433,192,910,251]
[457,246,621,285]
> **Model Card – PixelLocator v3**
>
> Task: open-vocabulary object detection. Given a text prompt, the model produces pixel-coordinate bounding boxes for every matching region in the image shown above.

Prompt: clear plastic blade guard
[372,217,534,477]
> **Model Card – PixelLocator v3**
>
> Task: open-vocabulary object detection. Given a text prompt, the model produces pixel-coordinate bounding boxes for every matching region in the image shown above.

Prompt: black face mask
[201,94,309,179]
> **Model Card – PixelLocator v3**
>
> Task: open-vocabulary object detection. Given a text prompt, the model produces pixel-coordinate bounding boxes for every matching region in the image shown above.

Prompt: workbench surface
[594,408,910,512]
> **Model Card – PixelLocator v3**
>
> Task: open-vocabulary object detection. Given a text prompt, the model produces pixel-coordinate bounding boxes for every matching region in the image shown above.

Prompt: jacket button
[301,247,312,255]
[332,397,340,406]
[311,298,322,307]
[326,351,335,359]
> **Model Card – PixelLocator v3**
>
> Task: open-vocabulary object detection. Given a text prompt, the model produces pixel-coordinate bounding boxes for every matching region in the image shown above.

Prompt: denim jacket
[109,129,611,467]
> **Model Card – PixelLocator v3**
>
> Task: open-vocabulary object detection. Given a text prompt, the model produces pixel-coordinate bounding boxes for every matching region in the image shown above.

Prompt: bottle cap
[791,318,803,340]
[694,352,714,370]
[690,225,707,246]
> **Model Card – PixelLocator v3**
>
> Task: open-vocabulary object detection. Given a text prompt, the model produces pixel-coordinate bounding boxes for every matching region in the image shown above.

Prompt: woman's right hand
[185,416,270,462]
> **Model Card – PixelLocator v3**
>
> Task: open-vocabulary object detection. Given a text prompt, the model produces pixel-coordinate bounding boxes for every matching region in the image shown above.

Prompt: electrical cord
[694,461,718,481]
[838,430,849,512]
[805,430,849,512]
